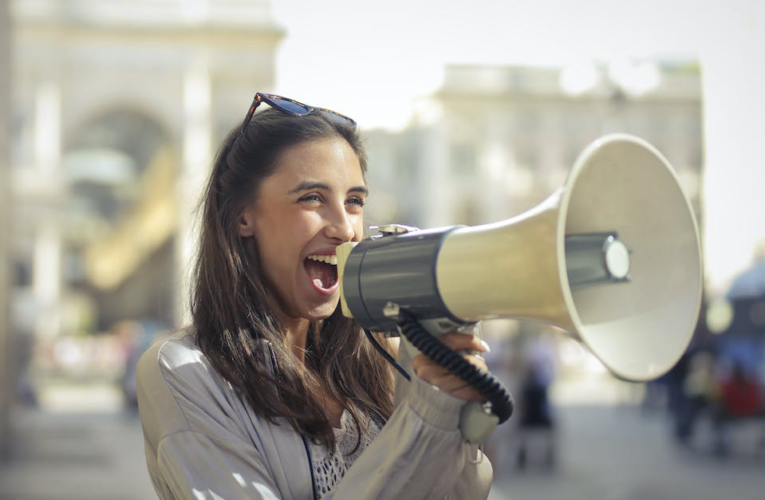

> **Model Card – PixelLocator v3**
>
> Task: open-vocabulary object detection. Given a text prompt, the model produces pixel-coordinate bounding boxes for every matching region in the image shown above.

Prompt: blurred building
[366,62,702,229]
[1,0,12,456]
[9,0,283,345]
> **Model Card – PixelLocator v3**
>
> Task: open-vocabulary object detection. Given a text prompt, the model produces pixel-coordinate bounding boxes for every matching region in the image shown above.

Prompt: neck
[278,314,311,364]
[267,295,312,363]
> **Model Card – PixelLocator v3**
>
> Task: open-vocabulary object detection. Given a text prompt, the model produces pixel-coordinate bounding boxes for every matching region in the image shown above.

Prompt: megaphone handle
[395,311,514,443]
[400,336,500,443]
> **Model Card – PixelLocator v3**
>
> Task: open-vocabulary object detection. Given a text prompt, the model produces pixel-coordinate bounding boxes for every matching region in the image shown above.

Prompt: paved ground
[1,378,763,500]
[0,409,155,500]
[0,381,155,500]
[488,405,765,500]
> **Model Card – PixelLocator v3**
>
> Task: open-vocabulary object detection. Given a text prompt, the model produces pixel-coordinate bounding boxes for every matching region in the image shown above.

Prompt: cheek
[353,215,365,241]
[256,215,315,273]
[259,234,296,273]
[252,224,292,276]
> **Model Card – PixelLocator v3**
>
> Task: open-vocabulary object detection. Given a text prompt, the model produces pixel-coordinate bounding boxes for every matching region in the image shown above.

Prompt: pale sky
[271,0,704,131]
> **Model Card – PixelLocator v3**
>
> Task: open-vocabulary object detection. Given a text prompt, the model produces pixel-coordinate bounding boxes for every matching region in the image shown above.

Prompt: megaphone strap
[363,328,411,381]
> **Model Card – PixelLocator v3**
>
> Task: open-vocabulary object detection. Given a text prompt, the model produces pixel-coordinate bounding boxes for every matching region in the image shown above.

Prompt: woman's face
[239,137,366,323]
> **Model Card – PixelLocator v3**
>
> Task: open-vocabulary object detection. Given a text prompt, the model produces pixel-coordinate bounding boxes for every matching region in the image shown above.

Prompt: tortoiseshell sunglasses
[239,92,357,135]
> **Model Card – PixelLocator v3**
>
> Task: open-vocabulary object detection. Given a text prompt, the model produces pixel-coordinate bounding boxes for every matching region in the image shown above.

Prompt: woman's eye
[299,194,323,204]
[346,197,365,208]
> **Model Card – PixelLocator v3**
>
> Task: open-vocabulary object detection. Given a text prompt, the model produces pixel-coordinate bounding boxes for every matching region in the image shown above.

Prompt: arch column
[175,51,212,326]
[31,78,63,340]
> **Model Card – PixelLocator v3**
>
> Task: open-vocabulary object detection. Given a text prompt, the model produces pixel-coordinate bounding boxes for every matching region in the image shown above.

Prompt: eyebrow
[288,181,368,196]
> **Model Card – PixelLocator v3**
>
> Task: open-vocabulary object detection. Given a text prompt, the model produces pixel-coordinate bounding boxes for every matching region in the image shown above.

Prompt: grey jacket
[136,331,492,499]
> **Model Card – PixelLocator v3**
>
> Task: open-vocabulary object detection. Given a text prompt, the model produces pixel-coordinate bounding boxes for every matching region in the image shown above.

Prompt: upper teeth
[307,255,338,265]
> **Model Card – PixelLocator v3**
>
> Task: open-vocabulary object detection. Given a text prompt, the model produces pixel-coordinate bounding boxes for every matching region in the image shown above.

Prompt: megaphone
[337,134,702,437]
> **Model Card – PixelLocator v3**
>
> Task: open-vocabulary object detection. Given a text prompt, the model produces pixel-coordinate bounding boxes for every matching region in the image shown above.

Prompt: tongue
[304,260,336,289]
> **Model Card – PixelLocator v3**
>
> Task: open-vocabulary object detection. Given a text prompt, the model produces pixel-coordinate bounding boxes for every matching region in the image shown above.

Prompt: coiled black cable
[396,309,515,424]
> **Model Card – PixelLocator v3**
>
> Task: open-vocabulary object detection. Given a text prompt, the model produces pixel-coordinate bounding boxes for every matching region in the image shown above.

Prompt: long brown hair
[191,109,394,451]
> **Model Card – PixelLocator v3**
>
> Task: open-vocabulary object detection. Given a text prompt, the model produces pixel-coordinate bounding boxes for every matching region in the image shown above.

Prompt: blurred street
[1,376,762,500]
[0,381,155,500]
[490,405,764,500]
[488,374,765,500]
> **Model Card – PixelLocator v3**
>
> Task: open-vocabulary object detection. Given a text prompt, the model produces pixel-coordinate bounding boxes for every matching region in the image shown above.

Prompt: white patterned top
[308,410,382,499]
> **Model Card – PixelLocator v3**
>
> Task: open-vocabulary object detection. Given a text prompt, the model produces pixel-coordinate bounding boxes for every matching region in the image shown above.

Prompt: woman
[137,93,493,499]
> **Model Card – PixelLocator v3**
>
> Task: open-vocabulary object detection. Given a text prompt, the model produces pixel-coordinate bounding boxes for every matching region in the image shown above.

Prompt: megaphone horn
[338,133,702,383]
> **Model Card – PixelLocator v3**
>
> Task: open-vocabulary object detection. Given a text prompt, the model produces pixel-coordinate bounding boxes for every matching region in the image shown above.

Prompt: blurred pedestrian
[515,332,557,470]
[713,361,764,455]
[718,362,763,418]
[481,321,522,473]
[675,351,718,444]
[113,320,144,410]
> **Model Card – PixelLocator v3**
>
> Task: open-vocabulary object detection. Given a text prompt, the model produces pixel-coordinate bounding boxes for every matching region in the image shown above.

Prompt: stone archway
[62,108,179,330]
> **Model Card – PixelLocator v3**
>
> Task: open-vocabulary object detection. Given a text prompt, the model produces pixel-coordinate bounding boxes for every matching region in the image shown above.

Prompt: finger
[424,370,485,401]
[416,367,484,400]
[413,355,490,402]
[449,385,486,401]
[413,352,487,371]
[465,355,489,373]
[419,368,472,392]
[412,356,450,381]
[438,333,490,354]
[413,354,487,378]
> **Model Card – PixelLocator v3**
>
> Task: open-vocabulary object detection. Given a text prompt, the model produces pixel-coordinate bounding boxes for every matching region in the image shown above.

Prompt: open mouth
[304,254,338,291]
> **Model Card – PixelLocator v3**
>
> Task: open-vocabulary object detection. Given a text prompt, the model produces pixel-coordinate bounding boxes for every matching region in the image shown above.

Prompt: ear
[238,210,257,238]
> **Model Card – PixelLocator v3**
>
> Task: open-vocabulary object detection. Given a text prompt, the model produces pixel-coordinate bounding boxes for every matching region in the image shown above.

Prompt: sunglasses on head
[239,92,357,135]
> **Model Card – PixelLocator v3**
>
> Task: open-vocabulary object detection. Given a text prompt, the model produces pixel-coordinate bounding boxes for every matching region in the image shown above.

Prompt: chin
[303,298,341,321]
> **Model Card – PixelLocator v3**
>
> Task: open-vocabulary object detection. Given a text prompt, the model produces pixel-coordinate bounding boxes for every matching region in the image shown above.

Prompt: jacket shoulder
[137,330,231,445]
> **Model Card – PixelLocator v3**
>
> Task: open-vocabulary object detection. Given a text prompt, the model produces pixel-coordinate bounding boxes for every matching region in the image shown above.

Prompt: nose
[325,204,357,243]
